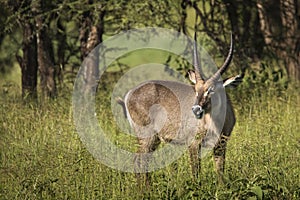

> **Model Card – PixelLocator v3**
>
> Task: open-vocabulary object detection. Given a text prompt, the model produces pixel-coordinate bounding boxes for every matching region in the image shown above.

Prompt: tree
[222,0,265,61]
[2,0,298,103]
[11,0,38,100]
[189,0,299,81]
[77,0,184,94]
[257,0,300,80]
[79,0,105,95]
[5,0,58,100]
[33,0,57,98]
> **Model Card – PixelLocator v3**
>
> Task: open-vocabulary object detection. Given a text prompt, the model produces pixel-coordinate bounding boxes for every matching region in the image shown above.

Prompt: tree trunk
[33,0,57,98]
[79,0,105,95]
[13,0,38,100]
[257,0,300,81]
[279,0,300,81]
[56,18,67,86]
[223,0,265,61]
[17,21,38,100]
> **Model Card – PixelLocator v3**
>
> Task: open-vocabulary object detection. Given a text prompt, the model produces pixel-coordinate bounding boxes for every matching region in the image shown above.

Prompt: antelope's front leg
[188,140,201,182]
[213,134,229,184]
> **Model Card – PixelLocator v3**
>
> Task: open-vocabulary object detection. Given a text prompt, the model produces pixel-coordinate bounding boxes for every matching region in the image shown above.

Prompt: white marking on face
[203,90,209,97]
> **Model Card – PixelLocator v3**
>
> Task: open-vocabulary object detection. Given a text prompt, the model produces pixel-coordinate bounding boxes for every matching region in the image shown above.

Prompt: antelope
[117,33,242,185]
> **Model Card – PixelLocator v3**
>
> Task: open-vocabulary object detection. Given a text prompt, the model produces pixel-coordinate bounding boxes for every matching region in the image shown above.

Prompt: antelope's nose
[192,105,204,119]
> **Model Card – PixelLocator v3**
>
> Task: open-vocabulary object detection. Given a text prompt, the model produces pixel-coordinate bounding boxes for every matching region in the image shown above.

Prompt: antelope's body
[118,33,242,185]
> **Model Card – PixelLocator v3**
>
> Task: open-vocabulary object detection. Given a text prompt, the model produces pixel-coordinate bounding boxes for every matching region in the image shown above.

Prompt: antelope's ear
[223,74,243,88]
[188,70,197,84]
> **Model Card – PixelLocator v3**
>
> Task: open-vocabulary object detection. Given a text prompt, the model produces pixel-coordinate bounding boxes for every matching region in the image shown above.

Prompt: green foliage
[229,59,291,104]
[245,61,288,89]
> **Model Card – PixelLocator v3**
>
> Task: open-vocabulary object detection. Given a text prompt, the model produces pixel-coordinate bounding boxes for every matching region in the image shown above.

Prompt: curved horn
[206,33,234,85]
[193,32,205,81]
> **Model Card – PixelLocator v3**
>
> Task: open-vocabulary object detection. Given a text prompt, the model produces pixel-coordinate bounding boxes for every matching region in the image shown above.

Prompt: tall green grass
[0,78,299,199]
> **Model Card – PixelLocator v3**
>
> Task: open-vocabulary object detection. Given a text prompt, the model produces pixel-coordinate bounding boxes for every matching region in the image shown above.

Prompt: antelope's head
[188,33,241,119]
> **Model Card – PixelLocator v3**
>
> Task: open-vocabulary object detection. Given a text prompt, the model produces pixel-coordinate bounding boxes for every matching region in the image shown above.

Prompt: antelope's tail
[116,97,127,118]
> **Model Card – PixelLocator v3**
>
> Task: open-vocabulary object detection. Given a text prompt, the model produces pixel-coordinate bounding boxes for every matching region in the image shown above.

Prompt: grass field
[0,69,299,199]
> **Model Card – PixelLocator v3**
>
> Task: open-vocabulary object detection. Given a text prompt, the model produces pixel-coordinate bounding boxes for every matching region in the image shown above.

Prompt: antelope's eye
[208,86,215,93]
[204,86,215,97]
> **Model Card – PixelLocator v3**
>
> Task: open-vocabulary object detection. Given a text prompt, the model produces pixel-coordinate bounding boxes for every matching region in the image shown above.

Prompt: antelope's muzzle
[192,105,204,119]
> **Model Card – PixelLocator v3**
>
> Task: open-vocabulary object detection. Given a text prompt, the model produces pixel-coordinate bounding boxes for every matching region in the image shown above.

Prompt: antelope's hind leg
[134,135,160,187]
